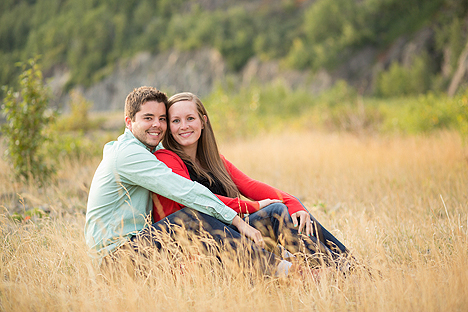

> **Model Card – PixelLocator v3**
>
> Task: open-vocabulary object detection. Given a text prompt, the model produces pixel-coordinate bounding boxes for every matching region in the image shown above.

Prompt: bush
[1,58,55,185]
[55,90,94,132]
[377,91,468,138]
[376,54,434,97]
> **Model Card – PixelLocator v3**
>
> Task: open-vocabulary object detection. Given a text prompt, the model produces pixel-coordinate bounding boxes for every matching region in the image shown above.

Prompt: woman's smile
[168,100,204,159]
[179,131,194,138]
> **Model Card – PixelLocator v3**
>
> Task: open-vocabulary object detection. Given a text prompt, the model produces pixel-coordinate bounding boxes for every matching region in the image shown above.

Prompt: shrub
[376,54,434,97]
[378,90,468,138]
[55,90,94,132]
[1,57,55,185]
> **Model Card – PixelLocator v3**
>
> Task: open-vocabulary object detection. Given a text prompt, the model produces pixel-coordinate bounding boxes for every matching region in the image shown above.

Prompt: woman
[153,92,352,270]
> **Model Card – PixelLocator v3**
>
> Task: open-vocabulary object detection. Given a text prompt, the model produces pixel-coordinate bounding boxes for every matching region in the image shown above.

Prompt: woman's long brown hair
[163,92,239,198]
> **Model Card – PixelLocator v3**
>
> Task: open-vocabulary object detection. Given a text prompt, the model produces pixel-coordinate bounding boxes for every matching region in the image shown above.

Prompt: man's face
[125,100,167,149]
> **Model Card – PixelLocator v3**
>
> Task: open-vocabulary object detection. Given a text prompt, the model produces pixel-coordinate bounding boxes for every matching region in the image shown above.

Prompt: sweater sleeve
[221,155,306,215]
[215,194,260,214]
[153,150,258,217]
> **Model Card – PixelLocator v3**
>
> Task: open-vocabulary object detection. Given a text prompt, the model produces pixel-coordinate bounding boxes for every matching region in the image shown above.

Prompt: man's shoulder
[112,131,149,155]
[99,132,150,170]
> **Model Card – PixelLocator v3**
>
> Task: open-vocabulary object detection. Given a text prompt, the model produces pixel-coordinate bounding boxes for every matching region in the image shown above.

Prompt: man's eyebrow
[141,113,155,117]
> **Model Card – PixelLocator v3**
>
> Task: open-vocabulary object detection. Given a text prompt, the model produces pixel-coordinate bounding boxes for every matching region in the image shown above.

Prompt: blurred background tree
[1,0,468,144]
[1,58,55,185]
[1,0,466,98]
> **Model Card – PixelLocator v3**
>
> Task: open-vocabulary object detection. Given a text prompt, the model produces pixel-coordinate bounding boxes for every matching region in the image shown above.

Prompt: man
[84,86,272,269]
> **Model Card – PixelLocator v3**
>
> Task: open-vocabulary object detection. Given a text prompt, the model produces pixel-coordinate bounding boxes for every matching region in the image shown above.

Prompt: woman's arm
[215,194,261,214]
[221,155,307,216]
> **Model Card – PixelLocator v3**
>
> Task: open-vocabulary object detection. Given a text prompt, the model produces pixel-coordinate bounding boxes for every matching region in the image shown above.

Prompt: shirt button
[224,214,228,218]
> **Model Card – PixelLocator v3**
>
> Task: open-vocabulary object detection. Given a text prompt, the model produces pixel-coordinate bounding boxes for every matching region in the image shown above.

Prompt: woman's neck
[182,145,198,164]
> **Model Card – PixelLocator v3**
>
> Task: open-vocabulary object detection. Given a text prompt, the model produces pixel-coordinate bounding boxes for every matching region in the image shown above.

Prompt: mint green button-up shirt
[84,129,237,257]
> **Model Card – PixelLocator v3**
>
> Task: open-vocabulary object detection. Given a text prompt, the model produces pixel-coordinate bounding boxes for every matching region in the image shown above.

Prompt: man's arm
[118,144,237,224]
[154,150,260,214]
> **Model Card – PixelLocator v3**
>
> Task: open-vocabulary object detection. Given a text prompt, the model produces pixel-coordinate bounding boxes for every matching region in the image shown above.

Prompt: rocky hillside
[2,0,467,111]
[51,26,448,111]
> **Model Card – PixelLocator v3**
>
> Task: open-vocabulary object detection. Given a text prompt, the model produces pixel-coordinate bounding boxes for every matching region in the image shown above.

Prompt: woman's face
[168,100,204,150]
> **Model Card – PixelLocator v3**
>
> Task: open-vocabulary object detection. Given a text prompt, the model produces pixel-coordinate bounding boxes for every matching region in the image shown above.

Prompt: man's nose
[152,119,161,127]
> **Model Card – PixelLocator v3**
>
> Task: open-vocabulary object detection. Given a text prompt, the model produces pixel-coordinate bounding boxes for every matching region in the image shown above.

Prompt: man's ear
[125,116,132,131]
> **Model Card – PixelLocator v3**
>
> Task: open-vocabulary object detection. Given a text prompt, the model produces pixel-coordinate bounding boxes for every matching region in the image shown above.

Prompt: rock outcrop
[49,26,453,111]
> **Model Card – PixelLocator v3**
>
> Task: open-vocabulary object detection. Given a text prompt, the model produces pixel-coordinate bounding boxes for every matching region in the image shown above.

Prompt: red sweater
[152,149,306,222]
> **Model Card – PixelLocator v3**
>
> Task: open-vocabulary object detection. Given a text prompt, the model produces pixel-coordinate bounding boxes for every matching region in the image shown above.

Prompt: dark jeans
[129,207,278,274]
[232,203,350,267]
[125,203,350,274]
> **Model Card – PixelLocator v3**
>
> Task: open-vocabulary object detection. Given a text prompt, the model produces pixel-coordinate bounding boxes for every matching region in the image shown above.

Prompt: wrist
[231,215,242,229]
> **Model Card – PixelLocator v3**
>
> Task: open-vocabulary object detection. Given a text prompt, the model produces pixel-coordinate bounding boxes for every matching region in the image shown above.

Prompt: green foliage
[286,0,445,71]
[377,53,434,97]
[10,207,48,223]
[0,0,465,100]
[299,0,369,70]
[378,91,468,138]
[44,131,110,161]
[46,90,116,160]
[55,90,94,132]
[313,81,381,132]
[435,16,467,75]
[203,82,313,140]
[1,58,55,185]
[202,80,468,139]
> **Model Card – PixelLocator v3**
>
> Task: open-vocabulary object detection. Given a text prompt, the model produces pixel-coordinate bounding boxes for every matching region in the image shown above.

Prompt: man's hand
[291,210,312,236]
[258,198,282,209]
[232,216,265,248]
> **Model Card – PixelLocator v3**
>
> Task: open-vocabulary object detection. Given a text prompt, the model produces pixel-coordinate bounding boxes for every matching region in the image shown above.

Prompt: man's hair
[125,86,168,121]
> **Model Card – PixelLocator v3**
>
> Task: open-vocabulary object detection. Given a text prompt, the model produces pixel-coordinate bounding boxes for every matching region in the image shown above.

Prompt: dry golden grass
[1,130,467,311]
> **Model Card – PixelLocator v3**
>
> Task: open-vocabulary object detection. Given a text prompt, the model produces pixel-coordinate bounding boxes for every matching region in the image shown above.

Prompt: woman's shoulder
[154,149,184,164]
[154,149,179,157]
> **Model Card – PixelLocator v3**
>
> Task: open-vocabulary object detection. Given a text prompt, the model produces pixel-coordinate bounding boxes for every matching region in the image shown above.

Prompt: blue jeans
[230,202,350,265]
[129,207,278,274]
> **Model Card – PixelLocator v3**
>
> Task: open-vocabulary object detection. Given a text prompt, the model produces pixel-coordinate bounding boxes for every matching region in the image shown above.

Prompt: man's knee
[263,203,290,219]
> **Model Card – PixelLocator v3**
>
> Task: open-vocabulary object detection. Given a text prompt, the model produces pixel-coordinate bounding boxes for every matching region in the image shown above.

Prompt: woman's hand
[231,216,265,248]
[291,210,312,236]
[257,198,282,209]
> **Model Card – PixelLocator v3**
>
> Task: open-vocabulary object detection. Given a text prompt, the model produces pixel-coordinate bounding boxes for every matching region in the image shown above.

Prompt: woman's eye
[188,117,195,121]
[172,119,179,123]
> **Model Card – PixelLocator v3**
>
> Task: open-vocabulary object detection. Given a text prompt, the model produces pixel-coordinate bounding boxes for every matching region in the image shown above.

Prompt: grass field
[1,129,467,311]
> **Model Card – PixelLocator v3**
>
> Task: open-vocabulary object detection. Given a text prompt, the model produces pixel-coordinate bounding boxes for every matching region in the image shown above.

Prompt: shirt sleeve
[116,144,237,223]
[154,150,259,215]
[221,155,306,215]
